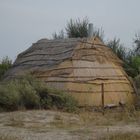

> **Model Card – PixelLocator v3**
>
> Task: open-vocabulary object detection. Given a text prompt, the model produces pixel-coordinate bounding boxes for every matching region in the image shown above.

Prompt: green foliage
[0,78,40,110]
[65,17,89,38]
[0,75,78,112]
[0,82,20,110]
[0,56,12,80]
[124,51,140,77]
[106,38,140,78]
[17,79,40,109]
[124,33,140,77]
[107,38,126,61]
[130,56,140,74]
[52,17,104,41]
[134,33,140,55]
[47,88,78,112]
[65,17,104,41]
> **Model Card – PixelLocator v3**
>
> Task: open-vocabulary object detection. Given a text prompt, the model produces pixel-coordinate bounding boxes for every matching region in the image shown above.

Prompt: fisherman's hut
[5,36,135,106]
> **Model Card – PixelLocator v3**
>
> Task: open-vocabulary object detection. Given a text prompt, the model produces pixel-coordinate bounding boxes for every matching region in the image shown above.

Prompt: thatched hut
[6,37,135,106]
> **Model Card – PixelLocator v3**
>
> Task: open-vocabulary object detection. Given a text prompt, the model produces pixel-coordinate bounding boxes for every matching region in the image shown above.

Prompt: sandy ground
[0,110,140,140]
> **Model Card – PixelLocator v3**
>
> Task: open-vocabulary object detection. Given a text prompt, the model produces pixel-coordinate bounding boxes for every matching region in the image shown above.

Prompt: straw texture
[5,37,135,106]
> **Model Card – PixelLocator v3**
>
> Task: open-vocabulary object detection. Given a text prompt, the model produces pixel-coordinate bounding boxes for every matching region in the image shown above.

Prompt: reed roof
[5,37,123,78]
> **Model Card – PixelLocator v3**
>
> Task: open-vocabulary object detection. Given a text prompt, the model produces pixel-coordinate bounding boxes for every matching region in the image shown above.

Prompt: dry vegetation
[102,132,140,140]
[0,108,140,140]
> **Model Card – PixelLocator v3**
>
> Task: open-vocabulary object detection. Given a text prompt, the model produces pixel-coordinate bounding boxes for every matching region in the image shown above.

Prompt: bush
[134,33,140,56]
[124,55,140,78]
[107,38,126,61]
[0,82,20,110]
[0,75,78,112]
[106,38,140,78]
[66,17,89,38]
[0,79,40,111]
[52,17,104,41]
[65,17,105,41]
[0,56,12,80]
[46,88,78,112]
[66,18,89,38]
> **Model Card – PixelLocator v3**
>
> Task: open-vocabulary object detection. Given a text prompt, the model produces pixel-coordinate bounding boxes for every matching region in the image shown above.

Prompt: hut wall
[5,37,135,106]
[44,38,135,106]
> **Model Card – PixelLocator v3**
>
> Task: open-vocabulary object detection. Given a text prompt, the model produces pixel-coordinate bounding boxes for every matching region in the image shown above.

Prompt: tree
[124,55,140,78]
[0,56,12,80]
[123,33,140,77]
[134,33,140,55]
[106,38,140,77]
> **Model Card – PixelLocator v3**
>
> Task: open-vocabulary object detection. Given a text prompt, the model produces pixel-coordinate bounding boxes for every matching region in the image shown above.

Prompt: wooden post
[101,83,104,115]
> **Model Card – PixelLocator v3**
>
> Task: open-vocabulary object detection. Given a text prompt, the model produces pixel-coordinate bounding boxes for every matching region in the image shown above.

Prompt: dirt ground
[0,109,140,140]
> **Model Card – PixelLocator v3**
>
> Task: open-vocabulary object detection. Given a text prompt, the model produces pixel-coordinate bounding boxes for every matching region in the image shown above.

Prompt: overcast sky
[0,0,140,61]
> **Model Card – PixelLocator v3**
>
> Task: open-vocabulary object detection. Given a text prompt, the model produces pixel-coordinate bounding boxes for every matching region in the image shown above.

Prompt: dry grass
[4,113,24,127]
[101,132,140,140]
[46,107,140,131]
[77,106,140,125]
[0,135,20,140]
[0,109,140,140]
[49,113,80,130]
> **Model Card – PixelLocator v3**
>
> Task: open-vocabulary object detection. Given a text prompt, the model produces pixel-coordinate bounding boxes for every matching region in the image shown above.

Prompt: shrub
[66,17,89,38]
[0,56,12,80]
[124,55,140,78]
[0,75,78,112]
[46,88,78,112]
[0,79,40,111]
[107,38,126,61]
[65,17,104,41]
[134,33,140,56]
[17,79,40,109]
[0,82,20,110]
[52,17,104,41]
[107,38,140,78]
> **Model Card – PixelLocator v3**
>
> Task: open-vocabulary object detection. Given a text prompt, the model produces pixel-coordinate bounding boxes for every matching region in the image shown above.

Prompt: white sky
[0,0,140,61]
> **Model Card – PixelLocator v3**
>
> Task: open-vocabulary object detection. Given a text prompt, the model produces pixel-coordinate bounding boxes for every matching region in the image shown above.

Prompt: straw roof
[5,37,135,106]
[6,37,122,78]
